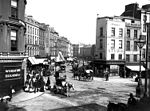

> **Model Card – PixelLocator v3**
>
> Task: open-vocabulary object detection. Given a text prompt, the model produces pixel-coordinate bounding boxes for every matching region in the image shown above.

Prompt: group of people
[24,69,45,93]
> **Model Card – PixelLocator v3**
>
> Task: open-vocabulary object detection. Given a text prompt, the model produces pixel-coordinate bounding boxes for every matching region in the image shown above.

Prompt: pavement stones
[10,90,44,103]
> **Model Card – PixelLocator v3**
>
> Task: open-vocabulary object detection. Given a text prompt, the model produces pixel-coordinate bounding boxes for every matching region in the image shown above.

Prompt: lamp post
[141,6,150,97]
[136,36,146,98]
[54,40,57,75]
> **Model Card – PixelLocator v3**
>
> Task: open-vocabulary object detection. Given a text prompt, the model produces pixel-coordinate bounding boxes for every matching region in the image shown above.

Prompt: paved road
[10,64,137,111]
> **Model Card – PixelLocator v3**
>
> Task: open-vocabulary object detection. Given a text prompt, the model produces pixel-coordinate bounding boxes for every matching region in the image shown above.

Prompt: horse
[62,81,74,97]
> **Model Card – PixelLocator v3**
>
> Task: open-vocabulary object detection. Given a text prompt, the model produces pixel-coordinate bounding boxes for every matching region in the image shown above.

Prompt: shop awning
[28,57,47,65]
[28,57,37,65]
[126,65,145,71]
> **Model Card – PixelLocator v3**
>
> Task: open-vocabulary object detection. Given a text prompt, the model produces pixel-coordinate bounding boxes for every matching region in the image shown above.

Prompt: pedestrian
[127,93,137,106]
[8,85,12,101]
[105,68,109,81]
[46,76,51,90]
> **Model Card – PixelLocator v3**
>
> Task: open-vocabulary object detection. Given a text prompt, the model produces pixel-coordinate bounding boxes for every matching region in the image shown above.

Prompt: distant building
[73,44,79,58]
[39,23,46,57]
[59,36,72,58]
[25,15,40,57]
[79,44,93,61]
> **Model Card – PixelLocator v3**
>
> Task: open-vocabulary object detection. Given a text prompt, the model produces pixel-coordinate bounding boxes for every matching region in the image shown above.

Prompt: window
[143,24,146,32]
[134,41,137,51]
[99,39,103,49]
[100,27,103,36]
[119,28,123,37]
[134,30,137,38]
[11,29,17,51]
[111,54,115,60]
[99,53,102,59]
[142,49,146,59]
[134,55,137,62]
[119,40,122,49]
[111,27,115,36]
[111,39,115,49]
[118,54,122,60]
[127,29,130,38]
[126,55,130,62]
[11,0,18,18]
[126,41,130,51]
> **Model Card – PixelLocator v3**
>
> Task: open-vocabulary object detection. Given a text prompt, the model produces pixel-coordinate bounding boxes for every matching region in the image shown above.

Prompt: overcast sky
[25,0,150,44]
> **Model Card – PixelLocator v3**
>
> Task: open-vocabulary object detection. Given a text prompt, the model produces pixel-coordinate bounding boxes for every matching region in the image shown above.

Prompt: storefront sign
[4,66,21,80]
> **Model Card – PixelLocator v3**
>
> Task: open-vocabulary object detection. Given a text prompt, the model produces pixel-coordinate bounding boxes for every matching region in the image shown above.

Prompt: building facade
[95,16,125,76]
[73,44,79,58]
[25,15,40,57]
[0,0,27,95]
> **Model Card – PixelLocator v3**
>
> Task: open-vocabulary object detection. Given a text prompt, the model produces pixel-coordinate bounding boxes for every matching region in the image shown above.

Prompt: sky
[25,0,150,44]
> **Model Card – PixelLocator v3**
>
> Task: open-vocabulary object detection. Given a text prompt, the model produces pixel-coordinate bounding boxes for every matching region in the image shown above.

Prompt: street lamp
[136,36,146,98]
[54,40,57,75]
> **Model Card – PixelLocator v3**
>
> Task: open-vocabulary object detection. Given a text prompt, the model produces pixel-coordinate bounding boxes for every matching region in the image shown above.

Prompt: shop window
[11,0,18,18]
[11,29,17,51]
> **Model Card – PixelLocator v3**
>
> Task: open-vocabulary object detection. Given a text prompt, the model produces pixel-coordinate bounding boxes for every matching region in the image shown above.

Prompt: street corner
[49,103,107,111]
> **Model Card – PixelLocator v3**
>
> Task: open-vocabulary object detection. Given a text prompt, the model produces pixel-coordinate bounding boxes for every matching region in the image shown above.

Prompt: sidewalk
[10,90,44,103]
[127,97,150,111]
[94,76,136,84]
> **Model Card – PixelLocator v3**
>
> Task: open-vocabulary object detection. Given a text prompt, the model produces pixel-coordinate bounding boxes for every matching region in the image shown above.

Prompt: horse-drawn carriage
[73,65,93,81]
[52,76,74,97]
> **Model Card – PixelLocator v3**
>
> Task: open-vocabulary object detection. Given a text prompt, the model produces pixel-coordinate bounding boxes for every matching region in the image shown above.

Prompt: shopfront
[93,60,125,77]
[0,57,25,97]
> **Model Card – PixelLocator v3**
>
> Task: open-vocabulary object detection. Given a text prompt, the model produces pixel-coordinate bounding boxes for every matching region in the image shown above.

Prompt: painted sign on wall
[4,66,21,80]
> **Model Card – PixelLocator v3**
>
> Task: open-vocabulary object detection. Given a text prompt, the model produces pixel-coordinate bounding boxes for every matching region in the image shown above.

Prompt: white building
[95,16,125,76]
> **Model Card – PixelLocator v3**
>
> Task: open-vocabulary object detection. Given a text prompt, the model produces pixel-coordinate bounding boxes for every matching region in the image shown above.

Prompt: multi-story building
[67,41,73,57]
[49,27,59,58]
[95,16,125,76]
[80,44,93,61]
[25,15,40,57]
[73,44,79,58]
[44,24,51,56]
[59,36,71,58]
[0,0,27,95]
[39,23,46,57]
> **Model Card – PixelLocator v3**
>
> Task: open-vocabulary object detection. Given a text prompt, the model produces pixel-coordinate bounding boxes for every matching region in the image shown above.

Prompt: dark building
[121,3,141,19]
[0,0,27,96]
